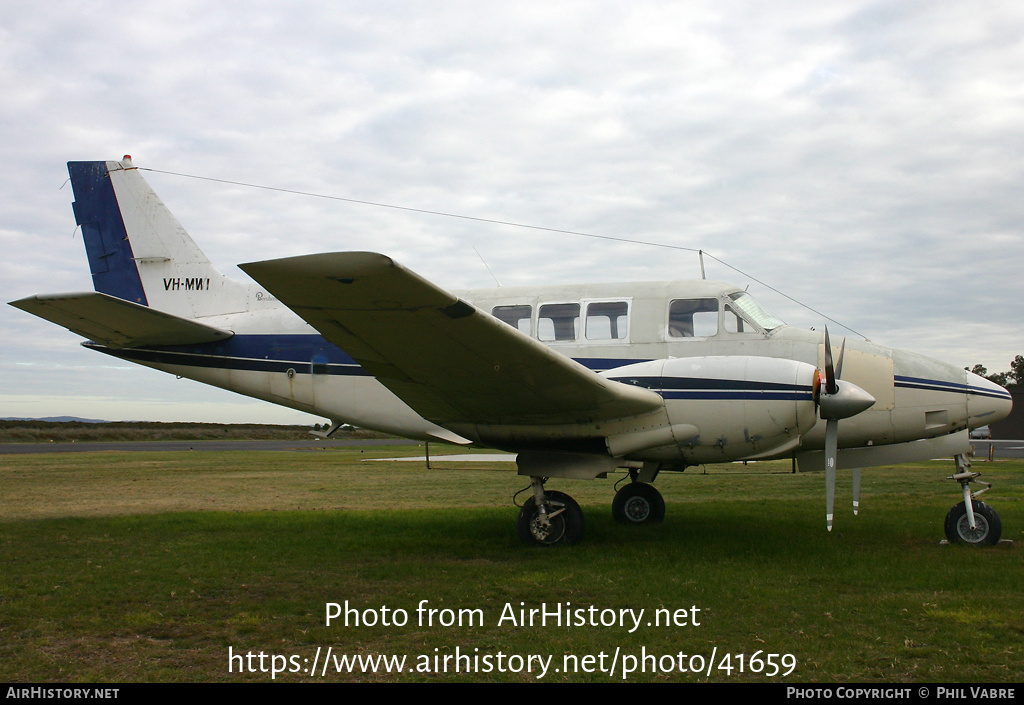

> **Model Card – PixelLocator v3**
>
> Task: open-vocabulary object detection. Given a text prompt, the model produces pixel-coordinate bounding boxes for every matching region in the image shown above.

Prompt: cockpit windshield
[728,292,785,332]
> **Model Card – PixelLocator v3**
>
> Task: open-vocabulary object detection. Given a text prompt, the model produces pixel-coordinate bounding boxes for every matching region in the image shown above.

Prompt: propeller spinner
[815,328,876,531]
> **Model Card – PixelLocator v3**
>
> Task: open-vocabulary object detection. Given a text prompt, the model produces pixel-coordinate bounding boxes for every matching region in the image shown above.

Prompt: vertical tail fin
[68,156,251,319]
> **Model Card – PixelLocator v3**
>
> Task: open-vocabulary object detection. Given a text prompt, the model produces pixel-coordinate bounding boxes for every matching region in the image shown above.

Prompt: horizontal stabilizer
[10,292,233,349]
[240,252,663,426]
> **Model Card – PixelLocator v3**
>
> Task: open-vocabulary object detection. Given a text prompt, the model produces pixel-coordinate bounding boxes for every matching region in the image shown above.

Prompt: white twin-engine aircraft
[11,157,1013,547]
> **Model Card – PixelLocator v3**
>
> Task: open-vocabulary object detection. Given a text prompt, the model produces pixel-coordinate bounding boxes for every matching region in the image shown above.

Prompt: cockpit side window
[724,304,748,333]
[538,303,580,342]
[492,304,532,335]
[668,298,719,337]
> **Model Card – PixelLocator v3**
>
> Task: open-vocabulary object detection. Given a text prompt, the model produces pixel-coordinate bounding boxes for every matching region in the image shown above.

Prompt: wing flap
[240,252,662,425]
[10,292,233,348]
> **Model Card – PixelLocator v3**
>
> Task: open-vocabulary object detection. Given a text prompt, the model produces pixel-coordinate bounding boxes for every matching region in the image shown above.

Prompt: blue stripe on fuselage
[895,375,1012,401]
[88,334,369,376]
[91,336,814,402]
[85,337,1001,405]
[88,334,655,378]
[609,375,815,401]
[575,358,650,373]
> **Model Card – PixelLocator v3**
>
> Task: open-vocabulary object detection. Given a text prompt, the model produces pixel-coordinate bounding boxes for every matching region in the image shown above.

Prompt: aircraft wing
[240,252,662,426]
[9,292,233,349]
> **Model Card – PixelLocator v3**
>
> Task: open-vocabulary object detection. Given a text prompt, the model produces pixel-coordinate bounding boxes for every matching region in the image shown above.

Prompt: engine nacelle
[604,356,820,463]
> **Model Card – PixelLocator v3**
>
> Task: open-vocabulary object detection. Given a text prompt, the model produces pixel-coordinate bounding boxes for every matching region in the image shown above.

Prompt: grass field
[1,445,1021,683]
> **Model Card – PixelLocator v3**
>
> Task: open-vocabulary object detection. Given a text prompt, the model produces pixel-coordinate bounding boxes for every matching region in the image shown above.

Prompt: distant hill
[2,417,108,423]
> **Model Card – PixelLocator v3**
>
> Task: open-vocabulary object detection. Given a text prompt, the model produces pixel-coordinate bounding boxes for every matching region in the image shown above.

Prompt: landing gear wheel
[517,490,584,547]
[944,500,1002,546]
[612,483,665,524]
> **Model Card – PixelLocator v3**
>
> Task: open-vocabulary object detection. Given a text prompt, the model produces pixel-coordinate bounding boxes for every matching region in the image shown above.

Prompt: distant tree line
[967,355,1024,387]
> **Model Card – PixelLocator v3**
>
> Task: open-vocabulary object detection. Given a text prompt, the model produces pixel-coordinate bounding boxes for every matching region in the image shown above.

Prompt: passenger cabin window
[668,298,719,337]
[585,301,629,340]
[538,303,580,342]
[492,304,532,335]
[493,300,631,343]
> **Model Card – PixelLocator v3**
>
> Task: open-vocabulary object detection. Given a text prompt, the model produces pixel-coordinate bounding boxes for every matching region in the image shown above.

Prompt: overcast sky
[2,1,1022,423]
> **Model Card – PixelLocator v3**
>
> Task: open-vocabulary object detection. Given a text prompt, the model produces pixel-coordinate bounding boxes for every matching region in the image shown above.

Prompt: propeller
[815,327,876,531]
[852,467,861,516]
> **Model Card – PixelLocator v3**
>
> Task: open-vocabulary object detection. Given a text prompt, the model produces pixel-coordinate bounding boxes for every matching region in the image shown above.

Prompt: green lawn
[1,448,1020,682]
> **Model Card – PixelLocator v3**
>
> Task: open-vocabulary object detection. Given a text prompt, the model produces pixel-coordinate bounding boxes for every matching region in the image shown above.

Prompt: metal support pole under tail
[309,420,344,438]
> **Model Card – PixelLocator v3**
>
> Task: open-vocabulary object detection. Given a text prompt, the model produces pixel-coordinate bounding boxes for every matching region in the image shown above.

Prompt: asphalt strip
[366,454,517,462]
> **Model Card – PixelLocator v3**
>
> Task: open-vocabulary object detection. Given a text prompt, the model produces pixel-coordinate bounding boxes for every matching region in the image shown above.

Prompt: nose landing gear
[944,454,1002,546]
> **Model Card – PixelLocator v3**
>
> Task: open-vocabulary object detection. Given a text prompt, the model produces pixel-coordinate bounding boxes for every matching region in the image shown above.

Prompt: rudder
[68,156,250,319]
[70,159,149,305]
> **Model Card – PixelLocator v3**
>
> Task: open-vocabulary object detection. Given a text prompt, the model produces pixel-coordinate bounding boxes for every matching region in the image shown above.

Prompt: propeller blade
[852,467,861,515]
[823,327,838,395]
[825,417,838,531]
[819,329,870,532]
[835,336,847,380]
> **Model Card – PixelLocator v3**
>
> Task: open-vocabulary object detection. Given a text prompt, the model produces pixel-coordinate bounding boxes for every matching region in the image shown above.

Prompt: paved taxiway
[0,438,419,454]
[2,438,1021,459]
[968,439,1024,460]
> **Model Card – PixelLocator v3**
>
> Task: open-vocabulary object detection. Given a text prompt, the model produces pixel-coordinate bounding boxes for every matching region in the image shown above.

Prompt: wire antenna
[473,246,502,287]
[141,166,866,338]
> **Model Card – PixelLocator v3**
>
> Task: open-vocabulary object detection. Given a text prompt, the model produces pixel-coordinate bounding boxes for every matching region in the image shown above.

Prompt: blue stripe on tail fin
[68,160,148,306]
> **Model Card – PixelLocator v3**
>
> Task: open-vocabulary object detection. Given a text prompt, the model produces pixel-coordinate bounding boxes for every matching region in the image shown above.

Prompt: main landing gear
[517,478,585,547]
[517,474,667,546]
[612,473,665,525]
[944,454,1002,546]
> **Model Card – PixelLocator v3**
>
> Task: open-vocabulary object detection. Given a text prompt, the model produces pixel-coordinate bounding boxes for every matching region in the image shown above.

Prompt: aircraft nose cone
[966,371,1013,428]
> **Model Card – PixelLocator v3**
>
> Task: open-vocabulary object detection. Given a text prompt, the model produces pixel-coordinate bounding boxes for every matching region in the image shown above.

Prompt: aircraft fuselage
[88,277,1009,472]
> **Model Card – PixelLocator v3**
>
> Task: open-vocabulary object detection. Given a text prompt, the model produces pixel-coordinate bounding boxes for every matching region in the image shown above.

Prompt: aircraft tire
[517,490,584,547]
[944,500,1001,546]
[612,482,665,525]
